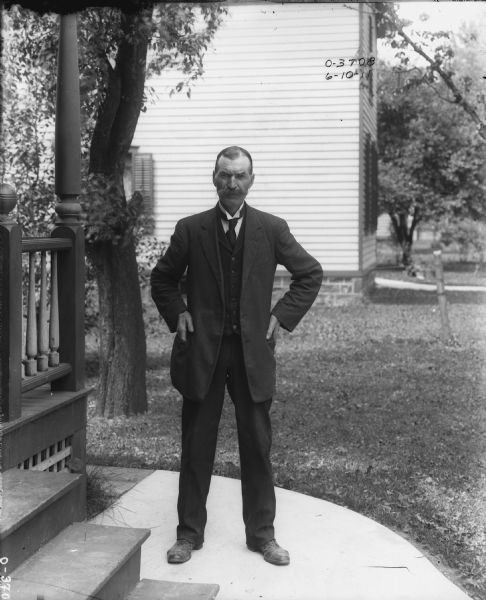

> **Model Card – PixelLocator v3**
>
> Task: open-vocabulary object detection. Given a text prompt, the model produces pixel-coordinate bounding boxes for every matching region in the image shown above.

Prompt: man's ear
[212,170,217,186]
[249,173,255,188]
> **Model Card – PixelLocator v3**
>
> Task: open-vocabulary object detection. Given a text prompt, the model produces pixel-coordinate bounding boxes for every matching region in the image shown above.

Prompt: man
[150,146,322,566]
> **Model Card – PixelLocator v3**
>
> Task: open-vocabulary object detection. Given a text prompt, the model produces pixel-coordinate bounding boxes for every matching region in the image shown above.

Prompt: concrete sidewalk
[90,469,471,600]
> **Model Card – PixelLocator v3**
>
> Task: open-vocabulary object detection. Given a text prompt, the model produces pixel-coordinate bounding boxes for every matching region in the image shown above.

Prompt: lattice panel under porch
[17,436,72,472]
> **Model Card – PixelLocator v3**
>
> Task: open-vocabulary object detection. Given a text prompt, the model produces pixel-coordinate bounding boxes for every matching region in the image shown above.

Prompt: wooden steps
[0,468,85,571]
[128,578,220,600]
[11,523,150,600]
[4,469,220,600]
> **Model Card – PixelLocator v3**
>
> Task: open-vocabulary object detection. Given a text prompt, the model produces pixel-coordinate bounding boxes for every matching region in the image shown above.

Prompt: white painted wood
[133,2,367,271]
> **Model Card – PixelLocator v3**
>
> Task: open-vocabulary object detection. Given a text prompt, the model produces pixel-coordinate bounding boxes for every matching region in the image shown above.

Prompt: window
[133,152,154,215]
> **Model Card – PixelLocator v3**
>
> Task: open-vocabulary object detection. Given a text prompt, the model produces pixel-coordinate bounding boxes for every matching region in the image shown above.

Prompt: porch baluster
[49,251,60,367]
[37,251,49,371]
[25,252,37,376]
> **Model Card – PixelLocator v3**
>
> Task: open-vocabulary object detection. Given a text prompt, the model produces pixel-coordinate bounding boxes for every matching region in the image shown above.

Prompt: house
[129,1,378,299]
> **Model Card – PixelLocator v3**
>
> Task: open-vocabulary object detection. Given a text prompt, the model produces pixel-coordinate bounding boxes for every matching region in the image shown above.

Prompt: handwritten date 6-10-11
[325,70,372,80]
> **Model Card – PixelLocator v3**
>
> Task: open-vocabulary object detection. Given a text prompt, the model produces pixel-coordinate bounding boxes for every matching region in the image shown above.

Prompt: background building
[129,2,378,298]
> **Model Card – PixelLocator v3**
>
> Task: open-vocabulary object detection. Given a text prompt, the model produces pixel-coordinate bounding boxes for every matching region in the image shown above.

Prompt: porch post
[0,184,22,421]
[51,13,85,393]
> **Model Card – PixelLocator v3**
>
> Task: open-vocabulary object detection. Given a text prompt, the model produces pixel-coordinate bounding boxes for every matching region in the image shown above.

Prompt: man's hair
[214,146,253,174]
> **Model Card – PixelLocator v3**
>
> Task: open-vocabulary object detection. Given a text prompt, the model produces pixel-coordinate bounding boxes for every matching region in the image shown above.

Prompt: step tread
[0,468,82,538]
[128,578,219,600]
[11,523,150,600]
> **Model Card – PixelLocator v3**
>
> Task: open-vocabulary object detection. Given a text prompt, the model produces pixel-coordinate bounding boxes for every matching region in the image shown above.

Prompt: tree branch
[388,212,403,244]
[89,8,152,175]
[409,205,421,240]
[383,11,486,140]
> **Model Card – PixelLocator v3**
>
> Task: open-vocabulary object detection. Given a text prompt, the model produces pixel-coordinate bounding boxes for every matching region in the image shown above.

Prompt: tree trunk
[400,240,413,267]
[88,236,147,417]
[389,210,421,269]
[86,9,152,416]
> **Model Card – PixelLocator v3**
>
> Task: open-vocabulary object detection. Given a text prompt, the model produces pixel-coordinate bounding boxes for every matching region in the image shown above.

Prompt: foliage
[136,234,167,288]
[372,2,486,140]
[86,465,118,519]
[377,60,486,266]
[1,9,58,235]
[441,219,486,264]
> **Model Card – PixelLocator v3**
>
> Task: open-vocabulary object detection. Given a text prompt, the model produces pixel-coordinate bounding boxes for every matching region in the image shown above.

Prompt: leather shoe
[247,539,290,566]
[167,539,202,564]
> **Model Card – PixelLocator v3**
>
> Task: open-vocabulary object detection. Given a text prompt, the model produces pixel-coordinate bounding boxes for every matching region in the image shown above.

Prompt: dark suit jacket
[150,204,323,403]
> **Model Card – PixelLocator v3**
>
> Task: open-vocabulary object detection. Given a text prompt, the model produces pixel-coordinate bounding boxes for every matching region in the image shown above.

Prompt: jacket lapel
[242,205,263,290]
[199,207,224,302]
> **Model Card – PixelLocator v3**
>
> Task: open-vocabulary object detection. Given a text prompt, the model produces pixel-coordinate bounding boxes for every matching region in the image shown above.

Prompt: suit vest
[217,213,246,336]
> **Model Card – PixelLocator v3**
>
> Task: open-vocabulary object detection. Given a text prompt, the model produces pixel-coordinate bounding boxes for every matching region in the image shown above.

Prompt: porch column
[51,13,85,392]
[0,184,22,421]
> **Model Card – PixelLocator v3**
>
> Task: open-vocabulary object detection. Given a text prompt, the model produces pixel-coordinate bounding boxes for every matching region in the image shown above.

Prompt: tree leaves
[377,59,486,265]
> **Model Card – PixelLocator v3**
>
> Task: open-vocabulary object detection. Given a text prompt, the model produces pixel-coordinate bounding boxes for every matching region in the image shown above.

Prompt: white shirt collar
[218,200,245,220]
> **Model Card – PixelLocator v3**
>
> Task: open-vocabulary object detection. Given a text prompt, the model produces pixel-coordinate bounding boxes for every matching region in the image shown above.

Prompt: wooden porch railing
[0,187,85,422]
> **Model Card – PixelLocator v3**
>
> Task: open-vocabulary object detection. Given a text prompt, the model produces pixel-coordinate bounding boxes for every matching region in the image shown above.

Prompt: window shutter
[364,134,378,235]
[133,153,154,214]
[370,140,378,234]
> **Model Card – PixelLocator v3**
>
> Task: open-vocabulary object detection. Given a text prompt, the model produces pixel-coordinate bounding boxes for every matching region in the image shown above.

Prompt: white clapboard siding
[133,2,365,272]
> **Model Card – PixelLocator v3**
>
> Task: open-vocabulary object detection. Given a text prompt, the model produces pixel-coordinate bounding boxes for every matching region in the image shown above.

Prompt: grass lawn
[86,269,486,599]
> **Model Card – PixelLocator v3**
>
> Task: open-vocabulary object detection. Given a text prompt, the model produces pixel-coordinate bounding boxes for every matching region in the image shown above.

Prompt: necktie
[226,218,238,249]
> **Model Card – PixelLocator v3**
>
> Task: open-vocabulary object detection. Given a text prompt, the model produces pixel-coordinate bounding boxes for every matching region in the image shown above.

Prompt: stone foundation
[273,271,374,306]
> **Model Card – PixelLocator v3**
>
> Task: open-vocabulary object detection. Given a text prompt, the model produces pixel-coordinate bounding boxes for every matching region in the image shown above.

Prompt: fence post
[433,249,452,342]
[0,184,22,421]
[51,13,85,393]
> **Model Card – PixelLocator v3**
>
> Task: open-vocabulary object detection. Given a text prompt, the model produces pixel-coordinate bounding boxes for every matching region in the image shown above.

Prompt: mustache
[219,189,242,196]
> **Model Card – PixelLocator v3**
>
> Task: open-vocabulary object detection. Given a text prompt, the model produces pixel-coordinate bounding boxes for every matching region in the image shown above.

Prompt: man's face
[213,154,255,215]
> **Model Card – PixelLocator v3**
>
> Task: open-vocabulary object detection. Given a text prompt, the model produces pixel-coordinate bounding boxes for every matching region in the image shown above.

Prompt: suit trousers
[176,334,276,547]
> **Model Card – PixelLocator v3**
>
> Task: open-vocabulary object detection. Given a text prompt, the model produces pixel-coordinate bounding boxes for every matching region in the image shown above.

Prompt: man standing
[150,146,322,566]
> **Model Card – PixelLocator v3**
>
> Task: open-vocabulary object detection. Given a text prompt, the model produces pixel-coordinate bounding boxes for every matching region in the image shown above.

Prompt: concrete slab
[91,470,472,600]
[88,465,154,497]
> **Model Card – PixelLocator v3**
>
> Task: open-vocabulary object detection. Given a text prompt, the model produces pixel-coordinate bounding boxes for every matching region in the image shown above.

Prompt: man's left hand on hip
[266,314,280,342]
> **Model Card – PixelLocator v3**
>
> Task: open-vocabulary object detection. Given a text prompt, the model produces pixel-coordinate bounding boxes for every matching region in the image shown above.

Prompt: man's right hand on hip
[177,311,194,342]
